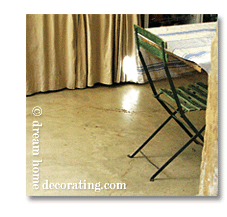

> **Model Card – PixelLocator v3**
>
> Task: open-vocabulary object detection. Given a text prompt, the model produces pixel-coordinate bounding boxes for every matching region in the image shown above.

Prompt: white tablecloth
[135,22,217,84]
[147,22,216,73]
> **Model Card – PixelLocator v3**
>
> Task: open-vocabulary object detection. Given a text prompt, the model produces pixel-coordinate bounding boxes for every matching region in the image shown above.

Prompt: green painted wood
[138,39,165,61]
[187,84,207,99]
[134,25,168,62]
[177,86,207,107]
[176,90,206,110]
[196,82,208,92]
[160,88,196,111]
[134,25,166,47]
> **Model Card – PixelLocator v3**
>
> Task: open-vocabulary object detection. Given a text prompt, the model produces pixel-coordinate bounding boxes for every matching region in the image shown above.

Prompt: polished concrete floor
[26,71,207,196]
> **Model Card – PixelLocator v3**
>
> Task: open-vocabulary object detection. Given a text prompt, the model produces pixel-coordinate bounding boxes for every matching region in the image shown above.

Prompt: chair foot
[150,171,159,182]
[127,154,134,158]
[127,114,175,158]
[149,125,206,181]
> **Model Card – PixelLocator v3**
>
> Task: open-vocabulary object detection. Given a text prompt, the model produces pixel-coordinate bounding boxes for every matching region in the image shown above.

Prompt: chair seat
[160,82,208,112]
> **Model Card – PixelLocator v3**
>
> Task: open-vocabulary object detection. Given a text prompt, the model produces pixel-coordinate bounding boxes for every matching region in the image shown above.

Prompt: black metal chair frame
[128,25,207,181]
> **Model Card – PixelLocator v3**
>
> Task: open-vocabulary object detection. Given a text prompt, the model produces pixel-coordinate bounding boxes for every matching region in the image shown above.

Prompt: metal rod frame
[128,25,206,181]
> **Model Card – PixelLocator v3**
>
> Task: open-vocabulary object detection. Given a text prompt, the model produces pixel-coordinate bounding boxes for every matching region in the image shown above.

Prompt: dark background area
[140,14,218,28]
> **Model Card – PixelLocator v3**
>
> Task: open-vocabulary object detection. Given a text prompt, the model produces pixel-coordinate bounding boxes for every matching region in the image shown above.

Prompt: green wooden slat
[160,88,175,100]
[187,84,207,99]
[177,86,207,107]
[160,88,196,111]
[196,82,208,92]
[176,90,206,110]
[134,25,166,47]
[138,39,166,61]
[135,25,168,62]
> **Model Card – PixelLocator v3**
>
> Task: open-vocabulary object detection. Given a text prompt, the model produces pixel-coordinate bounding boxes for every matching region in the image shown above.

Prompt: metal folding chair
[128,25,207,181]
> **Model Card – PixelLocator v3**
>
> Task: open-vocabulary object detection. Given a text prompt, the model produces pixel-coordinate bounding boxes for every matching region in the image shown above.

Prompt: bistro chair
[128,25,207,181]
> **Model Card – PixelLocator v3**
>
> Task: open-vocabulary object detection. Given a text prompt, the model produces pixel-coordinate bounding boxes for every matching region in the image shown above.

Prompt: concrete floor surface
[26,71,207,196]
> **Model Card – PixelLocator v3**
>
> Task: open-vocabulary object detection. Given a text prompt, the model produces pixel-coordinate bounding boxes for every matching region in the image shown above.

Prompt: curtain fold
[85,14,115,86]
[198,22,218,196]
[26,14,139,95]
[26,14,76,95]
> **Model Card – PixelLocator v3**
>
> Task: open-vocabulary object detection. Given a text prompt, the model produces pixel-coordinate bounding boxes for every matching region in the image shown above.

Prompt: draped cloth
[198,22,218,196]
[26,14,139,95]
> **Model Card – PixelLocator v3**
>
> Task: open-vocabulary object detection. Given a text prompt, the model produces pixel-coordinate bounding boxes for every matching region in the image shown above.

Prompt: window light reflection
[123,55,138,82]
[122,89,140,112]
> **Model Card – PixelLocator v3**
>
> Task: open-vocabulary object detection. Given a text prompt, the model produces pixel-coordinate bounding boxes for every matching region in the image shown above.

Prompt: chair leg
[150,125,206,181]
[128,112,175,158]
[157,99,203,145]
[172,115,204,145]
[182,115,205,143]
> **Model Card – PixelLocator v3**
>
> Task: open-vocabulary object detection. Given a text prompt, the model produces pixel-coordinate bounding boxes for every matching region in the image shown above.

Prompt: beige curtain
[26,14,139,95]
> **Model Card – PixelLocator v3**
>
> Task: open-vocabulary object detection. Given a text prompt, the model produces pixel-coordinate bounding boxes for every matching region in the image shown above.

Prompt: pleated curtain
[26,14,139,95]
